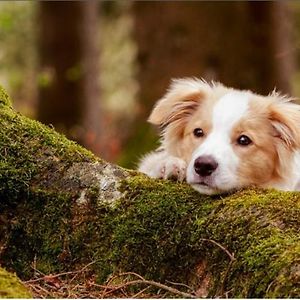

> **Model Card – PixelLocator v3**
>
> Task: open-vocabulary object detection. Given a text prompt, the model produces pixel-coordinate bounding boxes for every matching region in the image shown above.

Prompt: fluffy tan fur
[147,78,300,190]
[149,79,229,159]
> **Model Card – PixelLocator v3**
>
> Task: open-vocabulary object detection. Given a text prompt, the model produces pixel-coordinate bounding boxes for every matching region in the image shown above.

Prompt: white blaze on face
[187,92,251,194]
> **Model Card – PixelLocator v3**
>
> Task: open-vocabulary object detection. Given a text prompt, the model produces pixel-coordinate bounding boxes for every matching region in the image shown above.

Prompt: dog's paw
[139,152,187,181]
[161,157,187,181]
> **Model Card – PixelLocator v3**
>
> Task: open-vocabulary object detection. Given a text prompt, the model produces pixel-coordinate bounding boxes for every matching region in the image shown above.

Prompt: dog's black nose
[194,155,218,177]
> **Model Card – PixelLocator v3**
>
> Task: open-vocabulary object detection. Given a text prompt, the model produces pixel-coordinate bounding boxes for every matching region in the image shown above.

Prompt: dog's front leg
[138,149,187,181]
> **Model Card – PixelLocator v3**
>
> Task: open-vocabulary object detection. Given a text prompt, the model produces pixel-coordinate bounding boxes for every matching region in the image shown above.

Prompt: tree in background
[98,1,138,162]
[120,1,294,168]
[0,2,37,116]
[37,2,102,156]
[0,1,296,167]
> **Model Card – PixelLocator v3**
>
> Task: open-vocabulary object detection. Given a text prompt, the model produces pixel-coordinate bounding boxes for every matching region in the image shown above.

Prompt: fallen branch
[1,87,300,298]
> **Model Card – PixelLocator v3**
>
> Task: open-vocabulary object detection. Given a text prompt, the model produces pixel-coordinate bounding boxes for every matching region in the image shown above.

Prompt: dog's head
[149,78,300,194]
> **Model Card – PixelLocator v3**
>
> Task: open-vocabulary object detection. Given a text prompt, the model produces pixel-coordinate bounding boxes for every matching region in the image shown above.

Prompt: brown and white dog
[139,78,300,195]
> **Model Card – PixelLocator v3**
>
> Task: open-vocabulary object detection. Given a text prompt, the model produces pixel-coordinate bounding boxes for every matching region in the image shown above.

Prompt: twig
[165,279,194,291]
[69,260,96,284]
[99,279,196,298]
[24,260,96,284]
[100,271,146,297]
[200,238,235,261]
[266,280,275,294]
[220,258,235,297]
[24,263,196,298]
[114,271,145,281]
[224,288,233,299]
[27,283,50,298]
[87,282,111,289]
[99,271,196,298]
[132,286,151,298]
[31,264,45,277]
[200,238,236,297]
[33,255,37,279]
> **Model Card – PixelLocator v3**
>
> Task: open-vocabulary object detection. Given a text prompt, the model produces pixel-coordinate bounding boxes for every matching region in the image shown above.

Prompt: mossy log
[0,88,299,298]
[0,267,31,298]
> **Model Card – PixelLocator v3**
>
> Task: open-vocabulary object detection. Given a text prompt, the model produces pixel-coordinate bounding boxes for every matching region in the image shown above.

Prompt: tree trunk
[0,89,299,298]
[122,1,294,168]
[37,2,102,156]
[133,1,293,106]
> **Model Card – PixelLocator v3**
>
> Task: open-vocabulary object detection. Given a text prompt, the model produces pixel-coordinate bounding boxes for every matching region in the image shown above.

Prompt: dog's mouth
[190,178,215,188]
[189,179,223,195]
[190,179,238,195]
[195,181,241,196]
[186,169,225,195]
[197,181,209,186]
[191,183,219,194]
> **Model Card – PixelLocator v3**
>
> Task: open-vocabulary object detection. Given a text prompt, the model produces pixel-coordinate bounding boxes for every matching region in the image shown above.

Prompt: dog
[138,78,300,195]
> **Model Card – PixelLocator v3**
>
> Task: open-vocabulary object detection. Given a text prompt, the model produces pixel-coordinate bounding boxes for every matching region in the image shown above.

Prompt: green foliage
[37,69,54,89]
[100,1,137,116]
[0,2,37,112]
[118,123,159,168]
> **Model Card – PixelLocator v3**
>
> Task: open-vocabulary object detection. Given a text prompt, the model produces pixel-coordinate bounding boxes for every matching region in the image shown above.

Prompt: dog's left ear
[148,78,211,127]
[269,94,300,149]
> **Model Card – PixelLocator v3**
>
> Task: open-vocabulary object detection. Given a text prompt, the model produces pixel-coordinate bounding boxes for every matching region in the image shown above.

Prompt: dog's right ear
[148,78,211,127]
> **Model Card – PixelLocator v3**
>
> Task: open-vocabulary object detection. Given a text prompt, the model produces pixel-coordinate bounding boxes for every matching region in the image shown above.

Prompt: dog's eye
[193,128,204,138]
[237,135,252,146]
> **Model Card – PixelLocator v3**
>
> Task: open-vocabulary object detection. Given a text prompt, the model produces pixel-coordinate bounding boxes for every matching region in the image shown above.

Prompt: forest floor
[23,261,196,298]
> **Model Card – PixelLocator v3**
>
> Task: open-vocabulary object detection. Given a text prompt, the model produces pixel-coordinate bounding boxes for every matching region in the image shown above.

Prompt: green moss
[2,189,74,277]
[0,267,31,298]
[2,159,299,297]
[195,189,300,297]
[0,87,299,298]
[112,178,300,298]
[0,86,12,107]
[111,176,209,280]
[0,103,96,202]
[0,101,104,277]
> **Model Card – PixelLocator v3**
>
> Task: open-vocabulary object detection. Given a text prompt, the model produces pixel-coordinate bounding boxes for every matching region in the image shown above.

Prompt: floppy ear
[269,94,300,149]
[148,78,211,127]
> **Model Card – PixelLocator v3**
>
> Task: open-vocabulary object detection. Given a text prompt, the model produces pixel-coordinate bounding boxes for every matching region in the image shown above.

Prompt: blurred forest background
[1,1,300,169]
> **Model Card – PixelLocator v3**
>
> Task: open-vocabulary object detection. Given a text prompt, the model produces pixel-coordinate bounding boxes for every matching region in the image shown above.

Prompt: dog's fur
[139,78,300,195]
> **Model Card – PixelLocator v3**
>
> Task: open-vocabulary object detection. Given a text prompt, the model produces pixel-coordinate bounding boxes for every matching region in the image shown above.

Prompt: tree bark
[0,89,299,298]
